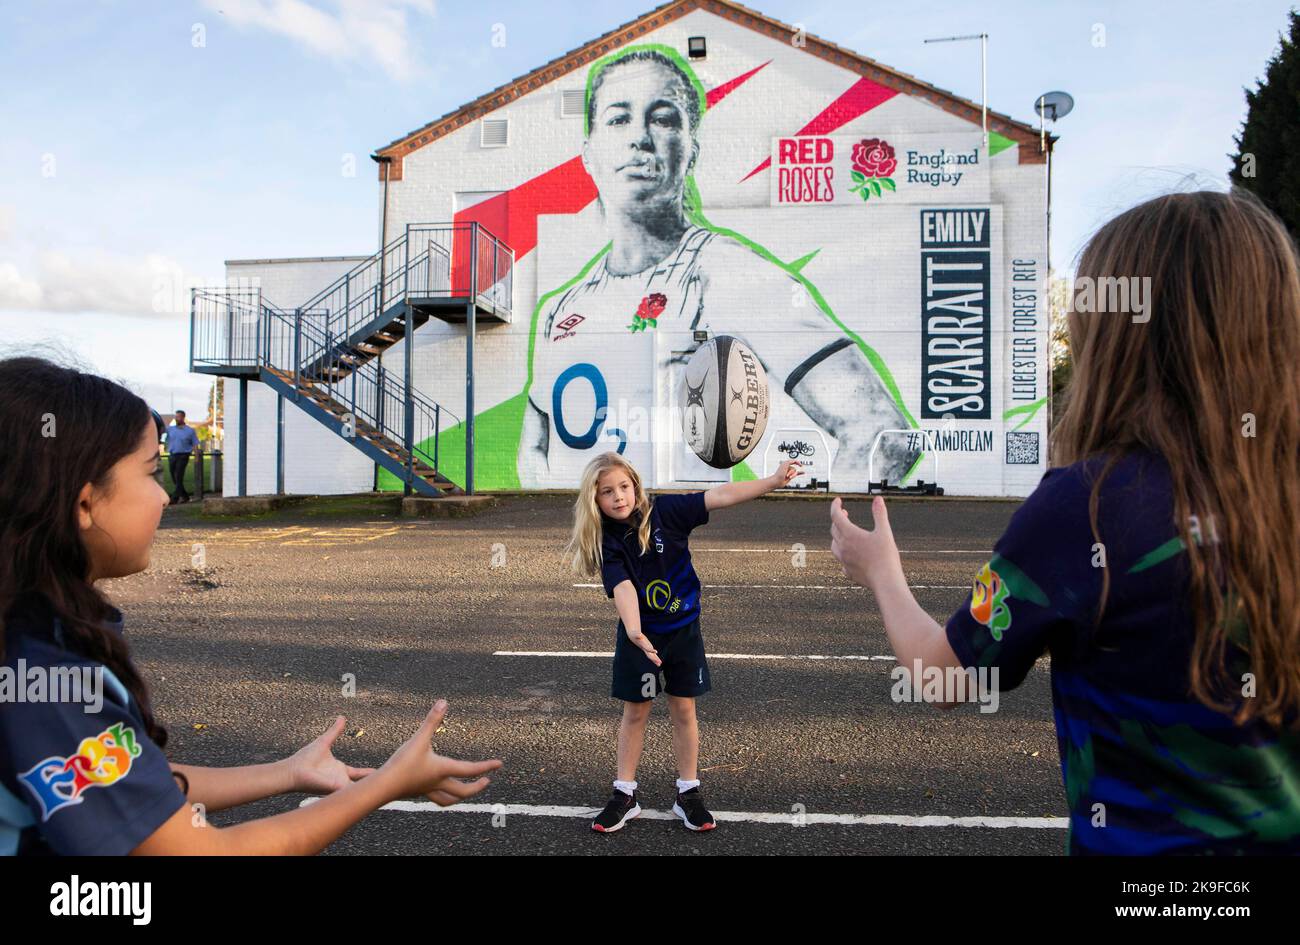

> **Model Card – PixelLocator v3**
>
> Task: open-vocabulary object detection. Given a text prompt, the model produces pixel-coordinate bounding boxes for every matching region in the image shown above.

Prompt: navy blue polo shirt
[0,592,186,856]
[600,492,709,633]
[944,449,1300,855]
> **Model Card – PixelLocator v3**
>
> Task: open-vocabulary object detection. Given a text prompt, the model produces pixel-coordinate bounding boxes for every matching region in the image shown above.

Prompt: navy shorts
[612,618,711,702]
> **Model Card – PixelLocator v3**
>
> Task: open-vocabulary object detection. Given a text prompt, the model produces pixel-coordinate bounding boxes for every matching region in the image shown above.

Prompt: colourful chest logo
[970,563,1012,640]
[19,722,143,821]
[627,293,667,333]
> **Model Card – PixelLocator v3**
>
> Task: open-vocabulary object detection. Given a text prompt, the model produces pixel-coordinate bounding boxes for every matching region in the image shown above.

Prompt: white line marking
[299,798,1064,829]
[694,548,991,555]
[494,651,896,660]
[572,583,967,590]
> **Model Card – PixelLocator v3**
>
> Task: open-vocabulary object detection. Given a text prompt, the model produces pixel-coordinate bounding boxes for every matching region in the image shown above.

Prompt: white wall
[222,257,377,496]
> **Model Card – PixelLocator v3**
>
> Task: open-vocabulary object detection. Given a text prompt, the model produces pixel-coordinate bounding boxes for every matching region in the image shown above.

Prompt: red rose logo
[849,138,898,202]
[628,293,668,332]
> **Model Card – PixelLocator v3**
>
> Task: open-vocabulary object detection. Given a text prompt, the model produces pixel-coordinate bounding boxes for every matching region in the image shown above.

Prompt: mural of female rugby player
[519,45,920,488]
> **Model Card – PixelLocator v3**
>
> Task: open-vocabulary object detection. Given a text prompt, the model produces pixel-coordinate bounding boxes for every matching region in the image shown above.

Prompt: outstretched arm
[704,459,800,511]
[171,717,375,812]
[613,580,661,668]
[134,702,501,855]
[830,496,962,707]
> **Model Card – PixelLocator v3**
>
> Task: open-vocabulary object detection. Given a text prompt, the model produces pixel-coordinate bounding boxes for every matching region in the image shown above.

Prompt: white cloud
[0,249,211,318]
[207,0,437,82]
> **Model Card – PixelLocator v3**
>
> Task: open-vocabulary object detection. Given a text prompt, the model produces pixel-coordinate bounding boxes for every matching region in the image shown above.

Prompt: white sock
[676,778,701,793]
[614,779,638,796]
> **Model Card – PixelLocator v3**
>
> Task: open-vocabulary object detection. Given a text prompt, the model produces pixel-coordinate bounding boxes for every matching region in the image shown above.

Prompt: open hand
[287,716,376,794]
[771,459,802,487]
[379,701,503,806]
[626,627,662,667]
[830,495,904,591]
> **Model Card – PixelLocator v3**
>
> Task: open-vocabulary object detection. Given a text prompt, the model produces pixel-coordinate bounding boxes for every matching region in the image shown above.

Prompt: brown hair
[1053,189,1300,727]
[0,356,168,746]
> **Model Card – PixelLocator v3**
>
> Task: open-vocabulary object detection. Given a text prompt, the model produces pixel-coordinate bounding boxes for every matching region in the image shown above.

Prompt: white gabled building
[195,0,1055,498]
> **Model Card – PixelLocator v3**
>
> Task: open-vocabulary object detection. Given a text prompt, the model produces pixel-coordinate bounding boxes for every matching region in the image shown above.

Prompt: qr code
[1005,431,1040,465]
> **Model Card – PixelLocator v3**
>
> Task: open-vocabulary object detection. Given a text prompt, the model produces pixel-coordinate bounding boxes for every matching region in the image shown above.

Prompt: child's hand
[626,626,663,667]
[378,701,503,806]
[770,459,802,488]
[286,715,377,794]
[830,496,904,593]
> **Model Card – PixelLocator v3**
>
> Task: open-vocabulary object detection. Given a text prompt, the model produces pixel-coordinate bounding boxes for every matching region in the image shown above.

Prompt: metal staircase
[190,222,513,497]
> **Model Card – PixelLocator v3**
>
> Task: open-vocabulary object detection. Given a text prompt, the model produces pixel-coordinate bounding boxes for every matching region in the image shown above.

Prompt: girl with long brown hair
[0,357,501,855]
[831,189,1300,854]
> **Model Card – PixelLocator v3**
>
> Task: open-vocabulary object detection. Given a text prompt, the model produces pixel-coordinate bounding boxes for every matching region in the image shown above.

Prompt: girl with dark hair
[0,357,501,855]
[830,189,1300,855]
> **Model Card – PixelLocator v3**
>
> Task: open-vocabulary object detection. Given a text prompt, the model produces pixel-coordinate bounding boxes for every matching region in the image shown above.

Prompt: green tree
[1229,10,1300,237]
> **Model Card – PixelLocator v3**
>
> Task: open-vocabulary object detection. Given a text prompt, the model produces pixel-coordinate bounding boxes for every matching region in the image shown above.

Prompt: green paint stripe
[524,242,611,398]
[788,248,820,273]
[900,451,926,483]
[731,459,758,482]
[988,131,1016,158]
[1128,536,1186,575]
[1004,396,1048,431]
[378,392,528,492]
[990,553,1049,606]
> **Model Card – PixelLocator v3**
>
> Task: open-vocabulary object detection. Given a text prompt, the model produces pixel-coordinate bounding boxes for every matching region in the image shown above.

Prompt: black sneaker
[672,787,716,831]
[591,789,641,833]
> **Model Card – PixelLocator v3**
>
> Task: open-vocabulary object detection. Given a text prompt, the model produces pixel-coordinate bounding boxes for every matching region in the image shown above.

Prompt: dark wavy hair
[584,47,704,138]
[0,356,167,747]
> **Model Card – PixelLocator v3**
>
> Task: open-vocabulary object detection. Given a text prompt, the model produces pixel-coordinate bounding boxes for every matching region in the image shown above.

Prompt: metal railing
[190,287,263,372]
[259,301,458,479]
[191,222,513,375]
[187,220,505,492]
[296,221,514,351]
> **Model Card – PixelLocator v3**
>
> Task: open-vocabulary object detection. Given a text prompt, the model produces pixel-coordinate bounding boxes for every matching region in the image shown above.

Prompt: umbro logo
[551,313,585,341]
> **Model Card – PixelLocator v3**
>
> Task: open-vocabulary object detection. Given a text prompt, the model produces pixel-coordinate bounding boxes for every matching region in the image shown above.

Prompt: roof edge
[373,0,1054,180]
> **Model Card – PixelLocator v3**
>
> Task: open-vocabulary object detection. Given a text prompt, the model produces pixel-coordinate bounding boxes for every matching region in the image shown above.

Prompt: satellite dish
[1034,91,1074,121]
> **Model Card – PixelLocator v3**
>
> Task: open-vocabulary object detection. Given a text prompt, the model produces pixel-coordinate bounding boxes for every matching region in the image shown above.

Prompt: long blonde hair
[566,452,653,576]
[1054,188,1300,727]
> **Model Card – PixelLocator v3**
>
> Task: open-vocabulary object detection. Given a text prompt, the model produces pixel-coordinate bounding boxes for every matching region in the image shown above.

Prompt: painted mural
[410,41,1048,495]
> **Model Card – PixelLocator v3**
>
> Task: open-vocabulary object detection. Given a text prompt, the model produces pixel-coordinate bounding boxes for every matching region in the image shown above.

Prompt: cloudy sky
[1,0,1292,413]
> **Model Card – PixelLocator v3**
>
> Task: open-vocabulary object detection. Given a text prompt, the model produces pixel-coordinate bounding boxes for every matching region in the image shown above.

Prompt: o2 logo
[552,362,626,454]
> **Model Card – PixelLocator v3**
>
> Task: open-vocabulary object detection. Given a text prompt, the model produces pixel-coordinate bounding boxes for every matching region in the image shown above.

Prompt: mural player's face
[584,61,698,217]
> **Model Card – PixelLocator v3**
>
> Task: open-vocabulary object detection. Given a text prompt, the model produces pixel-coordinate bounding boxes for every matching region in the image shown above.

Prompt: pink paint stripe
[740,76,898,183]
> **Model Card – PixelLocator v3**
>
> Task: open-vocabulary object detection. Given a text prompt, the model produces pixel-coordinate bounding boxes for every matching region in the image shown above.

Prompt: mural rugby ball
[682,336,770,468]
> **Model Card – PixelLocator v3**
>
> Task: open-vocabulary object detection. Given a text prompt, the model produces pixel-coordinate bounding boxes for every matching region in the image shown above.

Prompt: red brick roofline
[372,0,1055,180]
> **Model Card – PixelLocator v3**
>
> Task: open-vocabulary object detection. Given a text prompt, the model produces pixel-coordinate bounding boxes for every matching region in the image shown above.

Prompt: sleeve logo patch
[18,722,142,821]
[970,563,1012,640]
